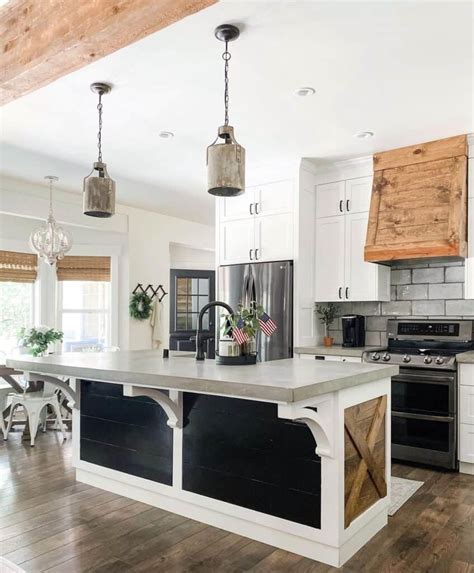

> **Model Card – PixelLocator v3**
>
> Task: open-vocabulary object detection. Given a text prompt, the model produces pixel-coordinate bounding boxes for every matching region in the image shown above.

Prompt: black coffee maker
[342,315,365,347]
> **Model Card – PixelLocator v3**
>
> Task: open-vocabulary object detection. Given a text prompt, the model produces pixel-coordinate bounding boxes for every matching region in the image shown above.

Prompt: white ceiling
[1,1,472,225]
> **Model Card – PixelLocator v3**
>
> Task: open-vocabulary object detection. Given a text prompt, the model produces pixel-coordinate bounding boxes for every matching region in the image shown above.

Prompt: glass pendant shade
[83,161,116,218]
[29,176,73,266]
[207,125,245,197]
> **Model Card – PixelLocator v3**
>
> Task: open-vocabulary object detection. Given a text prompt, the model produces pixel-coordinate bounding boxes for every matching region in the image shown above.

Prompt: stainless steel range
[363,319,474,470]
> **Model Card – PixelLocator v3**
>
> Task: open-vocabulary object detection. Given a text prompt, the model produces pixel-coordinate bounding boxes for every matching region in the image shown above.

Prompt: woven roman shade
[0,250,38,283]
[57,256,111,282]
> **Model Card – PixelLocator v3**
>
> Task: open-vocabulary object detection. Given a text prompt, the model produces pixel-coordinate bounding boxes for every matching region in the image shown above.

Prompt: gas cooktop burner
[362,319,474,371]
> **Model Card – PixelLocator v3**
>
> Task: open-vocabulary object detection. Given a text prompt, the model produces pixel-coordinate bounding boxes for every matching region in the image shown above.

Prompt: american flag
[258,312,277,337]
[232,318,249,345]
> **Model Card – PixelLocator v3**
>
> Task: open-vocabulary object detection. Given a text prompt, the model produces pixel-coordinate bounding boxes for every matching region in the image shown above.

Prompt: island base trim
[76,466,386,567]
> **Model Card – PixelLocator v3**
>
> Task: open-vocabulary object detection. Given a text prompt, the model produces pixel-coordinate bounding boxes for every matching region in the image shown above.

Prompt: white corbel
[123,385,181,428]
[28,373,79,408]
[278,395,334,458]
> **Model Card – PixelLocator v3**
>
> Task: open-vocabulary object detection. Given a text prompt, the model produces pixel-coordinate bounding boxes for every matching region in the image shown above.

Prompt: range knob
[424,356,433,364]
[371,352,380,361]
[402,354,411,363]
[382,353,391,362]
[435,356,445,365]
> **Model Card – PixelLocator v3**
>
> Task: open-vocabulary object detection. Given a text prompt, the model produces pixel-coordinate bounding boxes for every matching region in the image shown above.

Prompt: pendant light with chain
[83,82,116,217]
[207,24,245,197]
[29,176,73,265]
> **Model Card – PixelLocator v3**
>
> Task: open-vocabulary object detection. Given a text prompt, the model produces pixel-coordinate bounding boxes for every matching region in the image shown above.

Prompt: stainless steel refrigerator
[218,261,293,362]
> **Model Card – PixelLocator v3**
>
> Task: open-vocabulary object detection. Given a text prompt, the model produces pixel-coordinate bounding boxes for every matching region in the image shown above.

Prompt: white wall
[170,243,215,270]
[0,176,214,350]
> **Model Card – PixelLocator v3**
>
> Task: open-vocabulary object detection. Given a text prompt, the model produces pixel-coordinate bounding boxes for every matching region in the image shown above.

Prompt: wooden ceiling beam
[0,0,217,106]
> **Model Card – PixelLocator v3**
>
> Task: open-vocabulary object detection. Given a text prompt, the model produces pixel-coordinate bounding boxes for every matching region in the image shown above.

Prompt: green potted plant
[18,326,64,357]
[315,304,338,347]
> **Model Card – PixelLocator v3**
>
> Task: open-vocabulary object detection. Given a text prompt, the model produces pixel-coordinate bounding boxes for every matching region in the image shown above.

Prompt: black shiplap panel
[80,380,173,486]
[182,393,321,528]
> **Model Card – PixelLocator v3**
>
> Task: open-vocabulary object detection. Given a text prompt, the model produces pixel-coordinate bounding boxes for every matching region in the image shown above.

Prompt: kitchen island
[7,351,397,568]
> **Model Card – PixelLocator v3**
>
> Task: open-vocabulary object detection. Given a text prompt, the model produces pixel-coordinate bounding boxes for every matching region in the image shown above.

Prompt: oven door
[391,368,457,469]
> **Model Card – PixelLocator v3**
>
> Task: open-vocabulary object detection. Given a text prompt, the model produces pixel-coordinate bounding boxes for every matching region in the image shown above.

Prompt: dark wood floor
[0,431,473,573]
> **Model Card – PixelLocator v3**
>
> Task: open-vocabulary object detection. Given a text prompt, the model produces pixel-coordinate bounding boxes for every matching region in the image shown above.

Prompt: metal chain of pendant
[97,92,103,163]
[223,40,230,127]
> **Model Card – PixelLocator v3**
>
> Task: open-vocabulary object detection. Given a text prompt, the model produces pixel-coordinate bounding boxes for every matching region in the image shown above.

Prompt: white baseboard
[460,462,474,475]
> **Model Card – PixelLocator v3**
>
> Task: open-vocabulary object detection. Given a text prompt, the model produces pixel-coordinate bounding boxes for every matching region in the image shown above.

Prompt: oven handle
[392,410,455,423]
[394,373,455,384]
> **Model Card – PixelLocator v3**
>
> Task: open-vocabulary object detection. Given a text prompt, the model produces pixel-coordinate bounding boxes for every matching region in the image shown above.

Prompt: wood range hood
[364,135,468,264]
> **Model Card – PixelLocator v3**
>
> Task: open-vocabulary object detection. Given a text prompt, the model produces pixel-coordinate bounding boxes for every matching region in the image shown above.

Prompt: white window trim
[55,244,120,348]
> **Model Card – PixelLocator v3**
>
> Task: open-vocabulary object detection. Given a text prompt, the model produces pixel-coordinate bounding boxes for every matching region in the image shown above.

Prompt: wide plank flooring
[0,431,473,572]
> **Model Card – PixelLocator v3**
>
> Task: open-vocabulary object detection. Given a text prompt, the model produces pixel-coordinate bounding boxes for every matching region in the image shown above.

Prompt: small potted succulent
[18,326,64,357]
[315,304,338,347]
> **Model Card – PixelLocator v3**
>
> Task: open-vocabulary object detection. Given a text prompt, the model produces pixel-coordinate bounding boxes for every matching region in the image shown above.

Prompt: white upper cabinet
[344,212,390,301]
[465,197,473,299]
[219,191,254,222]
[217,180,295,265]
[256,213,294,263]
[254,180,294,217]
[220,180,293,222]
[314,174,390,302]
[220,219,255,265]
[315,181,345,218]
[315,215,345,301]
[345,176,373,214]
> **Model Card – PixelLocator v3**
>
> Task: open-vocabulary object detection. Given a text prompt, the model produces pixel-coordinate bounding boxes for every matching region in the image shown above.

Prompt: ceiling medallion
[207,24,245,197]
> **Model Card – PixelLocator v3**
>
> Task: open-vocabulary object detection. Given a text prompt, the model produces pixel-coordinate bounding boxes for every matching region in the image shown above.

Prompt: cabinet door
[344,212,379,301]
[219,190,254,222]
[314,216,345,301]
[255,213,294,262]
[254,180,293,217]
[219,219,255,265]
[345,176,373,214]
[315,181,345,218]
[460,385,474,424]
[459,424,474,464]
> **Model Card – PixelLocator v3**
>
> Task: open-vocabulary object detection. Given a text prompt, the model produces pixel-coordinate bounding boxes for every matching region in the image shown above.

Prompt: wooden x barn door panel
[344,395,387,528]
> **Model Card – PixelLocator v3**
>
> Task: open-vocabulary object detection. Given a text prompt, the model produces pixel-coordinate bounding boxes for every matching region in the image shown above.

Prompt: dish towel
[150,299,163,349]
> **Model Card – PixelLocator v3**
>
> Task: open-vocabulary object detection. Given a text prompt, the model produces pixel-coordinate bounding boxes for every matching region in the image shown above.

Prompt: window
[57,256,111,352]
[0,282,35,355]
[0,250,37,355]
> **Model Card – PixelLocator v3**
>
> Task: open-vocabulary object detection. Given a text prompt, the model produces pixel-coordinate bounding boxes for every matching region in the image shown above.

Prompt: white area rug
[389,476,424,516]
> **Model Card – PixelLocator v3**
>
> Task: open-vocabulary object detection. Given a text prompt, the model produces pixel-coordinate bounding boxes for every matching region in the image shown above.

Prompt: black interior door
[169,269,216,357]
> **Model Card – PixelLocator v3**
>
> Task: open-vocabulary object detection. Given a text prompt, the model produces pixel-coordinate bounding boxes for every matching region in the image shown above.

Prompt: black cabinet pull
[249,249,254,261]
[255,248,259,260]
[339,200,343,213]
[345,287,349,299]
[346,199,350,212]
[249,203,254,215]
[255,202,260,215]
[338,287,342,299]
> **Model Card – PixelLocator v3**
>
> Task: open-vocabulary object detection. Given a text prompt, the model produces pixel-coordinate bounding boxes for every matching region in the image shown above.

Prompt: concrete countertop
[295,345,385,358]
[457,351,474,364]
[7,350,398,404]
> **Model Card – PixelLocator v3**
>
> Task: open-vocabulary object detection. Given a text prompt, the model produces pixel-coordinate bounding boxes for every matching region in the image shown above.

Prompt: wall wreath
[129,291,153,320]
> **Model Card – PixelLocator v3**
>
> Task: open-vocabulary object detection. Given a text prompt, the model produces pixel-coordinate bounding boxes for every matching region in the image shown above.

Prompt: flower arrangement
[315,303,338,347]
[18,326,64,357]
[222,302,265,341]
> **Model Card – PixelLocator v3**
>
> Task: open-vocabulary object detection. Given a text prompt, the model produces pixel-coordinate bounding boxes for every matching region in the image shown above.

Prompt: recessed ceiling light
[159,131,174,139]
[294,87,315,97]
[354,131,374,139]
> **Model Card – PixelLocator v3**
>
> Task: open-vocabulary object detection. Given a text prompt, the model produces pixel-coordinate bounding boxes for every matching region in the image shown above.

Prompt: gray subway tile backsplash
[320,261,472,344]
